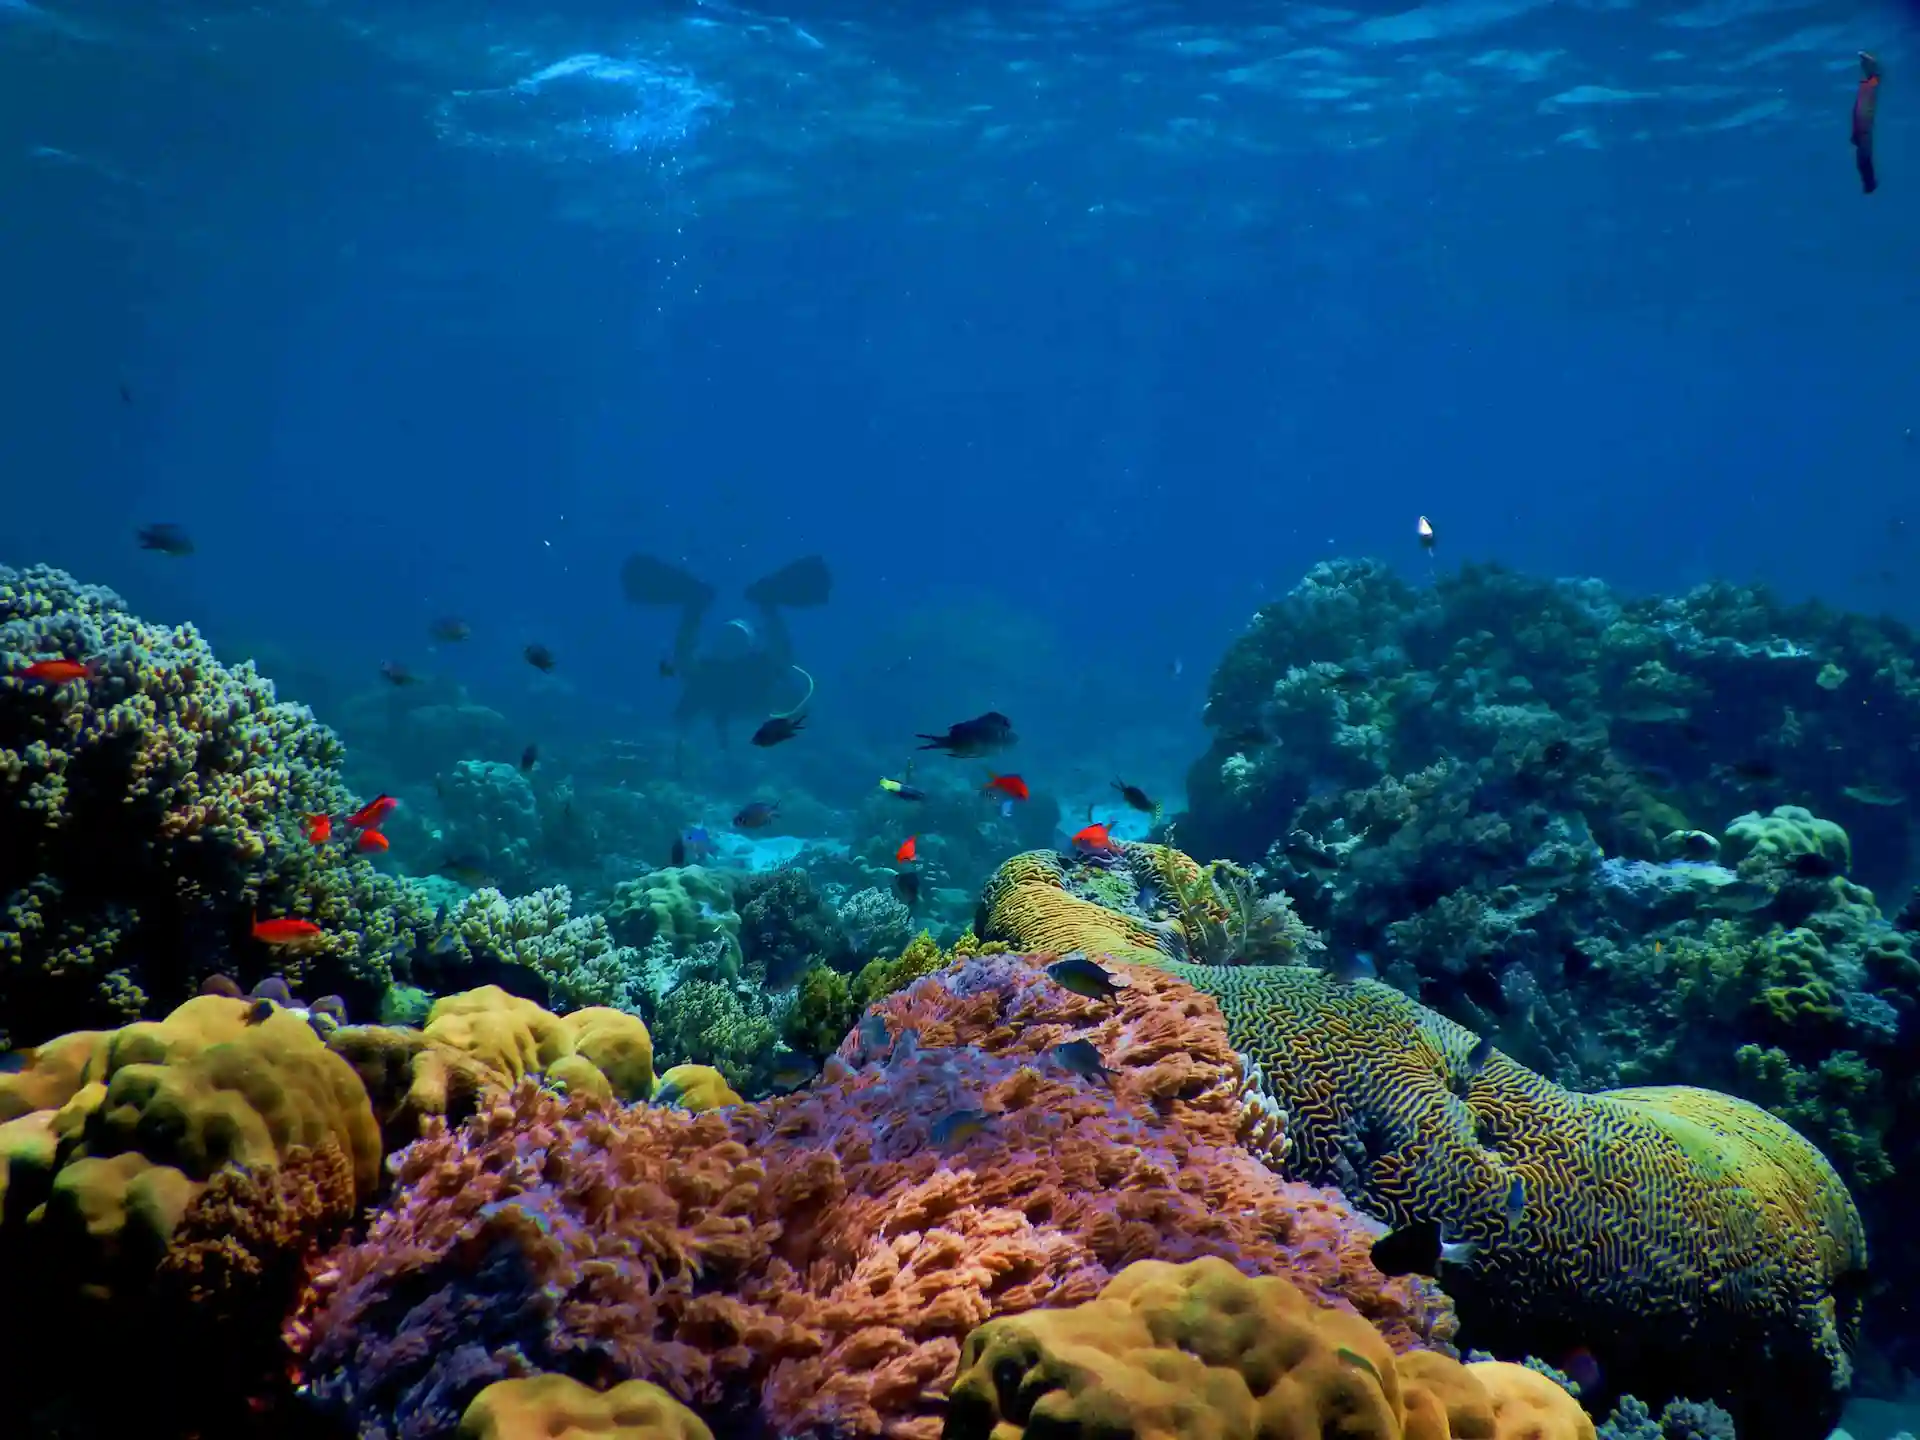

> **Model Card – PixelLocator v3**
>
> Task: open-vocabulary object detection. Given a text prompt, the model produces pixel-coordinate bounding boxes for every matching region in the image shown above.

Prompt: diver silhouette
[620,552,830,746]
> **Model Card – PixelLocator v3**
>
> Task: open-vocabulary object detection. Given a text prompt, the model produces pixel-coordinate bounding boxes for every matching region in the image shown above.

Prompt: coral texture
[460,1376,715,1440]
[948,1258,1592,1440]
[977,846,1867,1440]
[294,952,1447,1440]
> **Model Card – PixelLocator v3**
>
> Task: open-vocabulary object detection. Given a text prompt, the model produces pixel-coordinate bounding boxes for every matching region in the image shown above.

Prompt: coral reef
[0,993,381,1429]
[441,884,647,1011]
[0,562,438,1042]
[294,949,1448,1440]
[949,1257,1592,1440]
[976,846,1867,1440]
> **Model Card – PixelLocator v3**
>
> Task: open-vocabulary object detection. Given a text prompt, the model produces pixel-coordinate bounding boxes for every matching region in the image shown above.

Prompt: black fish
[659,658,676,679]
[1046,954,1129,1001]
[379,661,419,686]
[1111,780,1160,820]
[752,713,806,747]
[430,616,472,643]
[1369,1220,1478,1279]
[1051,1039,1113,1085]
[1855,52,1882,195]
[895,868,920,909]
[524,643,557,673]
[670,835,687,867]
[436,855,493,886]
[916,711,1017,758]
[1729,757,1779,784]
[520,743,538,772]
[734,800,779,828]
[136,522,194,557]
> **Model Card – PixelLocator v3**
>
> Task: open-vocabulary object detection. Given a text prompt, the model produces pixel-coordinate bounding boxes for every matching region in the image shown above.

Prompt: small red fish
[14,657,96,685]
[252,914,325,949]
[1855,52,1882,195]
[983,774,1029,802]
[896,834,918,864]
[1072,821,1118,854]
[305,813,332,845]
[346,794,398,829]
[357,829,390,853]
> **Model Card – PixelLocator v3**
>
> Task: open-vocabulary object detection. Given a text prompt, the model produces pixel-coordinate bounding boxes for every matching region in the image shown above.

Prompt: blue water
[2,0,1914,792]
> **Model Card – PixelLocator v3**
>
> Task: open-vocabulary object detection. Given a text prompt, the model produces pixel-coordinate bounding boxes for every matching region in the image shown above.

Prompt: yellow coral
[461,1375,715,1440]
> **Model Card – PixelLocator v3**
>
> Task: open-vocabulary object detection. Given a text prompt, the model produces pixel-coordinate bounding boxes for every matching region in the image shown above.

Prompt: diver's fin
[744,555,832,609]
[621,553,718,610]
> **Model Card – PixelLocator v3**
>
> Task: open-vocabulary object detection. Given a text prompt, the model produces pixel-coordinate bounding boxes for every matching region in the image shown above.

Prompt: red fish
[346,794,398,829]
[1072,821,1118,854]
[252,914,325,949]
[14,657,96,685]
[896,834,918,864]
[305,813,332,845]
[983,774,1029,802]
[357,829,390,853]
[1855,52,1882,195]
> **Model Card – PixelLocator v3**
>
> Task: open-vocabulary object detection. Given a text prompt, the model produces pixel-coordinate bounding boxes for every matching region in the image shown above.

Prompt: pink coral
[296,952,1450,1440]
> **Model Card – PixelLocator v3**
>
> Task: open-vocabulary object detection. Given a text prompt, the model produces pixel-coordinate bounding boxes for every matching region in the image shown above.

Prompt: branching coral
[294,952,1448,1440]
[444,885,646,1012]
[0,562,432,1042]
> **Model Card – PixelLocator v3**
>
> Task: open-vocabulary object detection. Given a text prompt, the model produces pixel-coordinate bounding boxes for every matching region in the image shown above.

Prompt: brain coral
[295,951,1449,1440]
[0,562,437,1043]
[949,1257,1595,1440]
[976,847,1869,1440]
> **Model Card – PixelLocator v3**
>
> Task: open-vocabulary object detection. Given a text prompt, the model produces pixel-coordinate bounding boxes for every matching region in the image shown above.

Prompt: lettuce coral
[294,951,1448,1440]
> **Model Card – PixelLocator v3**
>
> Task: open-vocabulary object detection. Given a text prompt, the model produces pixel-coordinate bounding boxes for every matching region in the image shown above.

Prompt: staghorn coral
[976,846,1867,1440]
[0,562,432,1043]
[294,951,1448,1440]
[949,1258,1592,1440]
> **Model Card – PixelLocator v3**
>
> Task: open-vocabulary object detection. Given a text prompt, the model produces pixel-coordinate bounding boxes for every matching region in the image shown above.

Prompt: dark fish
[894,868,921,909]
[1046,954,1129,1001]
[1855,52,1882,195]
[524,643,557,673]
[1729,758,1779,784]
[1328,951,1377,985]
[752,713,806,747]
[879,778,926,801]
[1051,1039,1113,1085]
[1111,780,1161,820]
[671,835,687,867]
[1503,1174,1526,1223]
[659,658,676,679]
[379,661,419,686]
[520,743,538,772]
[651,1078,688,1109]
[429,616,471,643]
[1368,1220,1478,1278]
[1284,829,1342,874]
[767,1052,815,1091]
[1789,851,1844,879]
[136,522,194,557]
[436,855,493,886]
[734,800,779,829]
[246,998,277,1024]
[1464,1033,1494,1079]
[930,1108,992,1147]
[915,711,1017,758]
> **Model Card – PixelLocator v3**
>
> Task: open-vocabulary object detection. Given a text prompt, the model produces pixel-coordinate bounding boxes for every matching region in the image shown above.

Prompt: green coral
[778,929,1001,1061]
[1723,805,1851,874]
[1735,1045,1893,1185]
[652,977,779,1092]
[606,865,741,975]
[444,885,644,1012]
